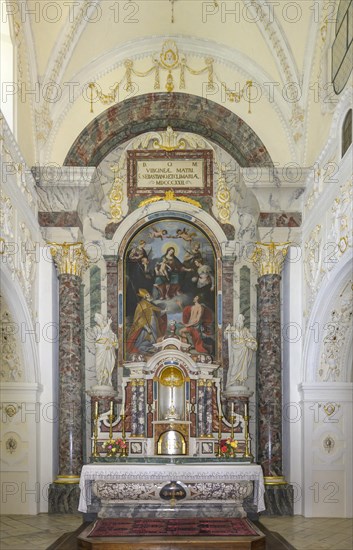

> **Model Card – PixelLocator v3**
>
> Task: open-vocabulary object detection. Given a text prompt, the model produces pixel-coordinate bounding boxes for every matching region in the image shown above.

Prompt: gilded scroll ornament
[323,403,337,417]
[251,242,290,276]
[4,404,20,418]
[109,169,124,221]
[138,190,201,209]
[216,172,231,224]
[143,126,205,151]
[323,435,335,453]
[6,437,18,454]
[49,242,89,277]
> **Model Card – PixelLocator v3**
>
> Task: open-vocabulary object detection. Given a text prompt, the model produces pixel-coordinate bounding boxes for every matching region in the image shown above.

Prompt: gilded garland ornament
[251,242,290,276]
[88,40,252,113]
[48,242,90,277]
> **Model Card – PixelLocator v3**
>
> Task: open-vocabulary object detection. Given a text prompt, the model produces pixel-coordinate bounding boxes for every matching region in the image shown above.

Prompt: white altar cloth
[78,463,265,513]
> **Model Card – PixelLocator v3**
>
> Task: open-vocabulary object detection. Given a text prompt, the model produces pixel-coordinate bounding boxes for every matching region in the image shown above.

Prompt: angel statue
[225,314,257,391]
[93,313,118,387]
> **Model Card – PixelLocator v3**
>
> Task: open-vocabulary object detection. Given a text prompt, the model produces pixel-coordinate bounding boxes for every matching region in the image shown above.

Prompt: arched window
[0,11,15,132]
[342,109,352,158]
[332,0,353,94]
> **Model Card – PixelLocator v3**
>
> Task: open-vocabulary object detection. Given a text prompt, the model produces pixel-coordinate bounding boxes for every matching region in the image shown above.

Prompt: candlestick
[121,414,126,440]
[92,400,100,458]
[218,413,223,440]
[120,413,128,457]
[108,401,114,444]
[243,400,253,460]
[230,411,235,440]
[216,412,223,457]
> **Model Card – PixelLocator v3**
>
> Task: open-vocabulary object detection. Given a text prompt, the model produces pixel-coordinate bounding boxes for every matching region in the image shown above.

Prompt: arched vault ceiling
[11,0,334,165]
[26,0,314,86]
[64,92,273,167]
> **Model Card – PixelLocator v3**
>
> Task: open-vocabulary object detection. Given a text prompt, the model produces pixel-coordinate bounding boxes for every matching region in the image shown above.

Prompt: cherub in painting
[148,226,168,240]
[174,228,197,242]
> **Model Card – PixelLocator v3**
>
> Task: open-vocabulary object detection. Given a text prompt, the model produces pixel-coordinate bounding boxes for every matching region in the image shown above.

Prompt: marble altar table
[79,462,265,519]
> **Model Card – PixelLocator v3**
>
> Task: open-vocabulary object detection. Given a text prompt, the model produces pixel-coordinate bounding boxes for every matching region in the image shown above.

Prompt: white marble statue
[94,313,118,387]
[225,314,257,391]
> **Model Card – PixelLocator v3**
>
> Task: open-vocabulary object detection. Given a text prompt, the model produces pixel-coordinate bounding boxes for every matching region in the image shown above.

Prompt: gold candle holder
[92,400,100,458]
[120,412,128,457]
[230,413,235,440]
[216,412,223,457]
[243,402,253,460]
[106,401,115,457]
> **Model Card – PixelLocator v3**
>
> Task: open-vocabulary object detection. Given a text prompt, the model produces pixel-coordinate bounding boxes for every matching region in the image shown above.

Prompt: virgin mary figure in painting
[157,246,192,299]
[127,289,167,354]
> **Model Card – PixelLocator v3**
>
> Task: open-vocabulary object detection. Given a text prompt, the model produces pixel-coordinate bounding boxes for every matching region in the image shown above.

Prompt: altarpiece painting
[124,218,217,360]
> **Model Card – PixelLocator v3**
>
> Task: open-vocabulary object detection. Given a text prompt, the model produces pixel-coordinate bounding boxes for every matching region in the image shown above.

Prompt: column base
[54,474,81,484]
[262,483,294,516]
[48,482,81,514]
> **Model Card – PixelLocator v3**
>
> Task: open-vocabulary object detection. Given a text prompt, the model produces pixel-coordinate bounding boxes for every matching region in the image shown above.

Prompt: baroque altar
[86,331,262,518]
[79,148,264,519]
[42,124,292,522]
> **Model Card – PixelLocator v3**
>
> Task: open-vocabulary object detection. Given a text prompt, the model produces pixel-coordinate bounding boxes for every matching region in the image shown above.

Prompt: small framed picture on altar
[129,441,143,454]
[201,441,214,455]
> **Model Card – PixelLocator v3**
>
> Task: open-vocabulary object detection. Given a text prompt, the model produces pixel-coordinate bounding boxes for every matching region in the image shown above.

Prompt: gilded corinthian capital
[49,242,89,278]
[251,242,290,276]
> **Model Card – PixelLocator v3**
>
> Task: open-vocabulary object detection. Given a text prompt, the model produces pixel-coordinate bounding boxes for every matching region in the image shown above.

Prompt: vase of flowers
[219,437,238,458]
[102,438,128,457]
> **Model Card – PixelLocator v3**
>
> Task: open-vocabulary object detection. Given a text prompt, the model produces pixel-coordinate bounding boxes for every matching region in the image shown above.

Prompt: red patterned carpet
[87,517,259,538]
[48,520,297,549]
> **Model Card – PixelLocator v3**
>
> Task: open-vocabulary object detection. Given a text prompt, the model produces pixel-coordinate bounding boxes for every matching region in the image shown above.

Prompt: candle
[244,402,248,417]
[94,401,98,417]
[110,400,113,414]
[218,413,222,438]
[231,402,234,416]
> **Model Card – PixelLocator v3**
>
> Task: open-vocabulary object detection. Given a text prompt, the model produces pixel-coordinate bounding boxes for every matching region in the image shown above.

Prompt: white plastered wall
[0,115,58,513]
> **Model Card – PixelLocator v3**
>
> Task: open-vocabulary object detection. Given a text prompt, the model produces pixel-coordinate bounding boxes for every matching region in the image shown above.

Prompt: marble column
[136,379,146,437]
[257,273,282,477]
[197,379,206,436]
[222,258,235,375]
[49,243,89,486]
[104,255,119,394]
[205,380,213,436]
[252,242,293,515]
[130,380,139,436]
[104,255,118,335]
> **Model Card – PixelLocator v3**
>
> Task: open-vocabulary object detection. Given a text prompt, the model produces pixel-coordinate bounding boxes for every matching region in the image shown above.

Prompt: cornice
[299,382,353,401]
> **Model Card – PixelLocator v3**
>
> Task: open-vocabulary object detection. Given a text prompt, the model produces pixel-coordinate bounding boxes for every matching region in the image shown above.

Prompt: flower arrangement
[102,438,127,456]
[219,437,238,457]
